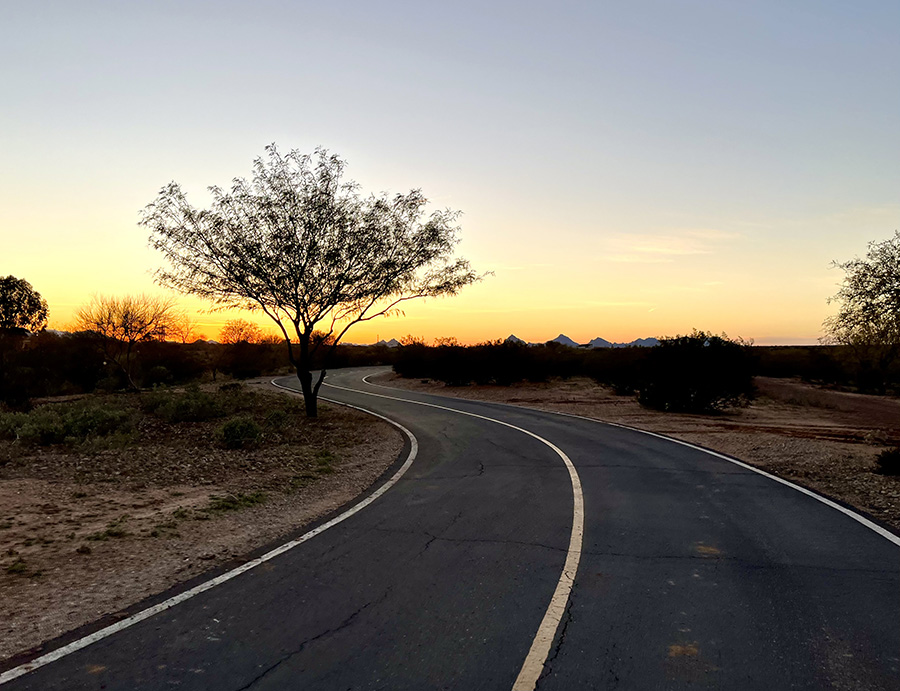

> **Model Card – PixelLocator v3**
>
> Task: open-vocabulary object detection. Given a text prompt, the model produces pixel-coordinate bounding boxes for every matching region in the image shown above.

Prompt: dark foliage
[220,417,262,449]
[876,448,900,476]
[393,340,640,387]
[393,334,753,414]
[636,332,755,413]
[0,276,48,332]
[0,328,398,408]
[0,400,134,446]
[394,340,567,385]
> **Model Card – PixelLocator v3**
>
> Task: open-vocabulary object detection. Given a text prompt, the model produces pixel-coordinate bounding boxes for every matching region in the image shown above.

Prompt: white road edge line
[0,384,419,686]
[362,373,900,549]
[323,377,583,691]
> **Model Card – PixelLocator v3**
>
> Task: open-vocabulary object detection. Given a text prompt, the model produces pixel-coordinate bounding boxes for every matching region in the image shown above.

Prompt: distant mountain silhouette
[550,334,581,347]
[362,334,658,348]
[627,337,659,348]
[586,336,659,348]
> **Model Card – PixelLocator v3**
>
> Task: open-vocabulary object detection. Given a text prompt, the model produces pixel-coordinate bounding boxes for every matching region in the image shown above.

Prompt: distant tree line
[0,281,395,410]
[0,329,395,410]
[394,333,900,413]
[394,332,756,413]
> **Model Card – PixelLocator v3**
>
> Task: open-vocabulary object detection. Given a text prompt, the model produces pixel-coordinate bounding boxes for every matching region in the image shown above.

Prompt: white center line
[328,376,585,690]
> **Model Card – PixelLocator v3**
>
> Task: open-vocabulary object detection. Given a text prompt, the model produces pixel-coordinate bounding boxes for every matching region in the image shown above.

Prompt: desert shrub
[203,491,266,513]
[135,341,208,385]
[0,401,134,446]
[393,340,579,385]
[586,347,651,395]
[876,447,900,476]
[144,365,173,387]
[264,408,288,429]
[0,411,27,439]
[141,388,224,422]
[220,417,261,449]
[637,331,754,413]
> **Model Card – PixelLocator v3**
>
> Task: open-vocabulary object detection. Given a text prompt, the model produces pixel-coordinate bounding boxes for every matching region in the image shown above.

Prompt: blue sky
[3,1,898,343]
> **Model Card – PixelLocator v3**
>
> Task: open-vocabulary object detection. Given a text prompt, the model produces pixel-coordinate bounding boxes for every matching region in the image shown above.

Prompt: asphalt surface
[3,366,899,690]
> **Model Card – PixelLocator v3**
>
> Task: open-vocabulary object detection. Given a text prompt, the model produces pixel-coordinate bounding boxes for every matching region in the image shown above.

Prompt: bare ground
[0,382,402,662]
[372,372,900,534]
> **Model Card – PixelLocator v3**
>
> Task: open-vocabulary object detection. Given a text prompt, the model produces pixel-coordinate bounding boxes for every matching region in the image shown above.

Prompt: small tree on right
[823,231,900,393]
[637,331,754,413]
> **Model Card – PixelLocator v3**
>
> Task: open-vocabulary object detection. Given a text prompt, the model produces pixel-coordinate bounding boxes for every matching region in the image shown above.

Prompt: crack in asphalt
[371,527,899,577]
[535,584,576,688]
[231,586,394,691]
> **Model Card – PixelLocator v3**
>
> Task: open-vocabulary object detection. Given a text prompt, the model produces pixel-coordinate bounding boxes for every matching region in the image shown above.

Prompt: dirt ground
[373,372,900,535]
[0,382,403,662]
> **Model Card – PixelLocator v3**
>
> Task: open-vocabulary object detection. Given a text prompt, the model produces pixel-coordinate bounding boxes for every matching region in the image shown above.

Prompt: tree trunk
[296,366,318,417]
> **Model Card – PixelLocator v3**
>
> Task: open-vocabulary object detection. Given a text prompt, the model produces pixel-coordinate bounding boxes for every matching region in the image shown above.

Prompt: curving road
[2,366,898,690]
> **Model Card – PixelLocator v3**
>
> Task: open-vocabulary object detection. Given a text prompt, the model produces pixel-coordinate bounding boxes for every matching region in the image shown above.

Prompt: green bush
[876,447,900,476]
[203,491,266,513]
[144,365,172,387]
[0,402,134,446]
[263,409,288,429]
[220,417,261,449]
[141,388,224,422]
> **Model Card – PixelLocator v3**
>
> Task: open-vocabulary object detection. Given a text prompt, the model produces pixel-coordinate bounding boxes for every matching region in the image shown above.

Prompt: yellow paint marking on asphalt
[344,376,586,691]
[694,543,721,557]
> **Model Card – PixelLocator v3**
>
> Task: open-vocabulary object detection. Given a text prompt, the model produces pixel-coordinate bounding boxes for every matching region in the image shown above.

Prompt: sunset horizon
[5,2,898,350]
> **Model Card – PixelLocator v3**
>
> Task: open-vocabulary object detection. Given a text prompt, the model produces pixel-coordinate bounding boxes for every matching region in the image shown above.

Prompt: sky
[2,0,898,345]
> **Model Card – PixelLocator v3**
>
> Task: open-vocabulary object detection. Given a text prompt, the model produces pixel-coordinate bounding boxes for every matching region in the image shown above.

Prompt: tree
[168,312,206,343]
[0,276,48,333]
[219,319,265,344]
[823,231,900,392]
[75,294,177,390]
[142,145,479,416]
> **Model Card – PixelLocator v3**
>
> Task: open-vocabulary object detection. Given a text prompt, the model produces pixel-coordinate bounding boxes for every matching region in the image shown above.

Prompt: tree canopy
[0,276,48,333]
[141,145,480,415]
[824,230,900,346]
[75,294,177,390]
[823,231,900,392]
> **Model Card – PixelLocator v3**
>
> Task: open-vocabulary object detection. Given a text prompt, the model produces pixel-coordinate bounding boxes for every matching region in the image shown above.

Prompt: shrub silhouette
[636,331,754,413]
[875,447,900,476]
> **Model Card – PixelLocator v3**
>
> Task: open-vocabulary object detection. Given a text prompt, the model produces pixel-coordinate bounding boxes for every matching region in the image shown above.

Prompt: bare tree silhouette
[75,294,177,390]
[168,312,205,343]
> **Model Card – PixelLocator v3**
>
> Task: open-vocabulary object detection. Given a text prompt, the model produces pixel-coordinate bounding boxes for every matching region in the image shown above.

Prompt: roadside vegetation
[0,380,402,660]
[393,333,899,411]
[0,383,343,460]
[0,330,394,410]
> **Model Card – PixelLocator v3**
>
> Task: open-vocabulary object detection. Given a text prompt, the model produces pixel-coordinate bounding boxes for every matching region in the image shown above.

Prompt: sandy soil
[0,382,402,662]
[373,373,900,535]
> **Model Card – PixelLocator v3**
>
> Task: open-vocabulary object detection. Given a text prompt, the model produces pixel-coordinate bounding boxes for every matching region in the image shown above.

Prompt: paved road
[3,367,898,690]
